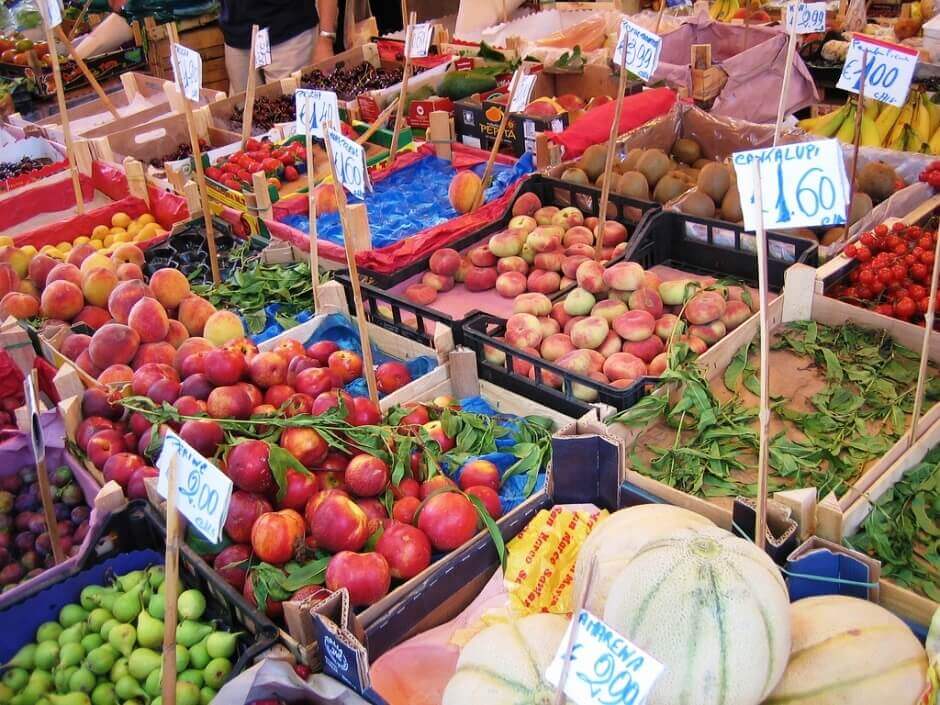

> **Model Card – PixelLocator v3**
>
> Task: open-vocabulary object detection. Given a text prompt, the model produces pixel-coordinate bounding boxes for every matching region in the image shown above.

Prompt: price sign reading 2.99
[785,1,826,34]
[613,18,662,82]
[732,139,850,232]
[327,127,369,200]
[836,34,917,107]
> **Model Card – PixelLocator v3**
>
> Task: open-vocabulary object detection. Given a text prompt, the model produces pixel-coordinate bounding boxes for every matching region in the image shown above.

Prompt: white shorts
[224,28,316,94]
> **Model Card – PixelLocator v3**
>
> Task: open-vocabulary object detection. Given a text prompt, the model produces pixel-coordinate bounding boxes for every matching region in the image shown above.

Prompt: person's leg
[263,28,317,81]
[224,43,260,95]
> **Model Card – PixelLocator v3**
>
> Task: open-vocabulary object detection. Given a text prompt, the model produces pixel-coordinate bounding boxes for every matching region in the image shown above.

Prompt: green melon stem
[689,536,721,559]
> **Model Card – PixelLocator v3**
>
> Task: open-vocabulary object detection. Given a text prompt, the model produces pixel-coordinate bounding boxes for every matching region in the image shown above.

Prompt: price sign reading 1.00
[732,139,850,232]
[327,127,370,200]
[172,44,203,103]
[785,1,826,34]
[295,89,340,138]
[613,18,662,82]
[836,34,917,107]
[156,430,233,543]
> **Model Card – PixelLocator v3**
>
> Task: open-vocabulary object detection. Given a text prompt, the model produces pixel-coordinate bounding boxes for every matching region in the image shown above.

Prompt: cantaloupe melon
[602,526,791,705]
[572,504,714,614]
[765,595,928,705]
[442,613,573,705]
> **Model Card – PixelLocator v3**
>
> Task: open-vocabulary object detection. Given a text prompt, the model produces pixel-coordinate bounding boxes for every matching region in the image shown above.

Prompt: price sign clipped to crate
[836,34,916,107]
[171,44,203,103]
[327,126,370,200]
[409,22,433,58]
[613,18,662,82]
[255,27,272,67]
[295,88,341,140]
[509,73,538,114]
[785,1,826,33]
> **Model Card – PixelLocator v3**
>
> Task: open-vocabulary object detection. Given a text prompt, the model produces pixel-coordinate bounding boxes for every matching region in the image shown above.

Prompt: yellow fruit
[111,212,132,228]
[133,232,151,243]
[73,236,90,246]
[109,226,125,235]
[0,236,12,247]
[138,223,160,241]
[56,242,72,253]
[126,222,141,237]
[39,245,56,255]
[114,231,132,244]
[90,239,104,250]
[19,245,37,259]
[137,213,156,226]
[103,234,115,247]
[91,225,110,240]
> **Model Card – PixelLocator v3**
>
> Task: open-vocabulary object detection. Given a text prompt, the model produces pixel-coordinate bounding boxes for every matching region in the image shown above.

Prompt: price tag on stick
[613,18,662,82]
[156,430,233,543]
[255,27,272,67]
[410,22,433,58]
[508,73,538,113]
[785,1,826,33]
[172,44,203,103]
[545,610,665,705]
[731,139,850,231]
[295,88,340,138]
[41,0,62,28]
[327,126,370,199]
[836,34,916,107]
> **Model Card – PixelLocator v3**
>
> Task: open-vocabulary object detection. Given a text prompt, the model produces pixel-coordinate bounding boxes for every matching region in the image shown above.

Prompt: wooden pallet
[144,15,229,94]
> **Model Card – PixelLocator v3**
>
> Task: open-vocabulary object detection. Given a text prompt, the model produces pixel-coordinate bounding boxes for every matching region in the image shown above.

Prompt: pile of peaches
[403,193,629,305]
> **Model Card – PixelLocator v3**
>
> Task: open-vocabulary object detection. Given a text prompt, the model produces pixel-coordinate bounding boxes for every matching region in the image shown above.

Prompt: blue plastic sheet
[279,152,536,248]
[248,304,316,344]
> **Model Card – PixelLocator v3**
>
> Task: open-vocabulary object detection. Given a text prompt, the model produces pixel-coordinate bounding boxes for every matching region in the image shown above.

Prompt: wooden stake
[67,0,93,41]
[842,48,869,241]
[306,130,321,312]
[772,4,799,147]
[356,96,399,146]
[167,23,221,286]
[593,35,631,262]
[388,13,417,163]
[553,557,596,705]
[42,11,84,214]
[161,455,180,705]
[469,68,523,213]
[55,27,119,119]
[321,123,380,403]
[908,221,940,444]
[655,0,667,34]
[752,160,770,551]
[241,25,260,147]
[24,370,65,565]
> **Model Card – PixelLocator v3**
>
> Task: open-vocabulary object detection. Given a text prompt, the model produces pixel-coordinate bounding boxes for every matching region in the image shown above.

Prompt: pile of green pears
[0,566,243,705]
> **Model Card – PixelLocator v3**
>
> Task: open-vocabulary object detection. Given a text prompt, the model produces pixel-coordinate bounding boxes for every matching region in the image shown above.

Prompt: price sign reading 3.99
[295,88,341,138]
[545,611,664,705]
[327,127,370,199]
[836,34,917,107]
[156,430,233,543]
[172,44,203,102]
[732,139,850,232]
[785,1,826,33]
[613,18,662,82]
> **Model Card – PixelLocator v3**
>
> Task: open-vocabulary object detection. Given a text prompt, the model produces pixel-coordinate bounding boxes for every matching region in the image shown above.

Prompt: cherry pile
[148,139,208,168]
[919,160,940,189]
[833,222,938,321]
[300,62,415,99]
[230,96,295,131]
[0,156,53,181]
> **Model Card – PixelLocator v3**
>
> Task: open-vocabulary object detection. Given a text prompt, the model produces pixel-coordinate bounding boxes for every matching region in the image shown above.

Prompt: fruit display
[147,139,207,170]
[0,565,244,704]
[0,35,52,67]
[0,155,57,183]
[204,137,304,194]
[299,62,414,101]
[230,97,295,133]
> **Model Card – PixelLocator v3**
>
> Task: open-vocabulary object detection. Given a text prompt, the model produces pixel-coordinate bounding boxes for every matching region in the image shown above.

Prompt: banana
[928,124,940,155]
[860,113,881,147]
[799,103,851,137]
[709,0,725,19]
[863,98,879,121]
[875,102,902,143]
[724,0,740,19]
[925,94,940,135]
[836,106,857,143]
[887,99,915,146]
[912,93,932,143]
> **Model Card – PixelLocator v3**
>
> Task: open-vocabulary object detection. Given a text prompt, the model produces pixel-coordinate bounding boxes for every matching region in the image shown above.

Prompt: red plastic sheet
[267,143,520,275]
[0,159,68,193]
[0,173,95,233]
[92,161,189,230]
[548,87,678,159]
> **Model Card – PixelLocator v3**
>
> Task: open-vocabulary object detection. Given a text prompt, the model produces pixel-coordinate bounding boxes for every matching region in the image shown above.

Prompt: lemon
[111,212,132,229]
[114,231,132,243]
[133,232,150,243]
[56,241,72,253]
[92,225,110,240]
[126,222,141,237]
[137,213,156,226]
[103,234,115,247]
[74,236,90,245]
[90,239,103,250]
[19,245,37,259]
[0,236,12,247]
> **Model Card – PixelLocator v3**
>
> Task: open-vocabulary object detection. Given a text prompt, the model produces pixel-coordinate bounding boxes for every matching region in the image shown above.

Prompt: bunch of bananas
[798,91,940,154]
[709,0,742,21]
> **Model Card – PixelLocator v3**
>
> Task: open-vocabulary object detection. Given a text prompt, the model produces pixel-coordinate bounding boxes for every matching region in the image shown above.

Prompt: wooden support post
[55,26,120,119]
[241,25,260,146]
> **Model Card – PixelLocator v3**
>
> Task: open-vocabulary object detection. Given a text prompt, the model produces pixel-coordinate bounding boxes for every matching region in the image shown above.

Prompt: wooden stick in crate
[469,68,523,214]
[241,25,260,147]
[306,130,321,312]
[841,49,869,243]
[55,27,120,119]
[908,221,940,444]
[772,6,799,146]
[161,454,181,705]
[388,12,417,162]
[752,160,771,551]
[25,370,66,565]
[593,35,631,262]
[356,96,400,146]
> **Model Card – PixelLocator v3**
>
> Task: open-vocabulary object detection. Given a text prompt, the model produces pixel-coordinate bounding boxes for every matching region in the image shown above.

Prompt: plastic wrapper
[214,659,371,705]
[454,0,527,41]
[535,15,609,50]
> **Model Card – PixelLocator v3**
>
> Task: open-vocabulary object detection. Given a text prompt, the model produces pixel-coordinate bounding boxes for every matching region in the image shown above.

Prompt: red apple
[376,522,432,579]
[344,454,389,497]
[325,551,391,606]
[417,492,479,551]
[225,490,273,544]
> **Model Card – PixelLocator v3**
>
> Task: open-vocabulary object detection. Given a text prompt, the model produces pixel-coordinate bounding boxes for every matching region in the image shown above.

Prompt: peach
[249,351,288,388]
[74,305,111,330]
[556,349,593,375]
[659,279,698,306]
[18,280,38,297]
[81,267,119,308]
[536,316,558,337]
[622,334,665,363]
[677,334,708,354]
[563,315,585,336]
[448,170,483,214]
[598,330,623,357]
[0,264,20,299]
[110,244,145,267]
[533,251,565,272]
[40,280,84,320]
[75,350,102,378]
[721,300,751,330]
[495,271,526,298]
[497,256,529,274]
[551,301,572,329]
[65,244,96,268]
[133,341,177,368]
[132,362,177,396]
[564,287,596,316]
[628,288,664,318]
[511,192,542,217]
[150,268,191,309]
[464,266,498,292]
[590,299,626,323]
[603,352,647,382]
[552,207,584,229]
[520,242,536,264]
[505,313,543,349]
[685,291,727,325]
[575,260,606,295]
[203,310,246,346]
[508,215,537,235]
[559,255,587,280]
[570,316,610,350]
[428,248,461,276]
[0,247,27,278]
[483,343,506,365]
[164,319,188,348]
[488,231,522,258]
[565,243,596,259]
[643,270,662,291]
[655,314,684,340]
[79,253,115,276]
[98,364,134,387]
[175,337,215,373]
[648,352,669,376]
[89,323,141,368]
[513,292,552,317]
[689,320,727,345]
[526,226,563,253]
[0,292,39,319]
[597,220,628,247]
[177,295,216,336]
[454,257,471,283]
[116,263,144,281]
[612,310,656,341]
[563,226,594,248]
[603,262,645,292]
[28,254,57,289]
[108,280,153,324]
[526,270,561,294]
[510,347,538,377]
[404,283,437,305]
[46,263,82,288]
[468,246,497,268]
[533,206,559,226]
[421,272,454,292]
[61,333,92,360]
[128,297,170,343]
[540,333,575,361]
[207,384,253,419]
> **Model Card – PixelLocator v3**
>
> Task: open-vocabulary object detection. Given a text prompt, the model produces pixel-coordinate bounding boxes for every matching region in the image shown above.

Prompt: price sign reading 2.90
[731,139,850,232]
[613,18,662,82]
[836,34,917,107]
[327,127,369,200]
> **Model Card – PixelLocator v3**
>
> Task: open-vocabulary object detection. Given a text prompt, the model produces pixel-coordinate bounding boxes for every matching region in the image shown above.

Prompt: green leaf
[267,442,311,502]
[466,493,506,568]
[821,348,844,383]
[281,556,330,591]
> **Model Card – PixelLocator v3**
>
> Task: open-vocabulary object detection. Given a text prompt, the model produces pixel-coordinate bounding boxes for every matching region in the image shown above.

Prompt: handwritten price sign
[172,44,203,103]
[836,34,917,107]
[614,18,662,82]
[295,89,340,138]
[156,430,233,543]
[732,139,850,232]
[545,611,664,705]
[508,73,538,114]
[409,23,433,58]
[327,126,370,199]
[255,27,272,68]
[40,0,62,28]
[785,2,826,33]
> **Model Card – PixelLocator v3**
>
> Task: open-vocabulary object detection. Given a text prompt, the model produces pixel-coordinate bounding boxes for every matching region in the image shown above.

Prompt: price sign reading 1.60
[732,139,850,232]
[836,34,917,107]
[785,1,826,34]
[327,127,370,200]
[613,18,662,82]
[295,89,340,138]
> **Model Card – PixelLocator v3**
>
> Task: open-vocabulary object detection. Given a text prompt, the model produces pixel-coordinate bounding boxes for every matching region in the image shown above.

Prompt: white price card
[731,139,850,232]
[508,73,538,113]
[255,27,272,68]
[156,430,233,543]
[172,44,203,103]
[295,88,341,138]
[40,0,62,28]
[545,611,665,705]
[327,126,370,199]
[785,2,827,33]
[836,34,917,107]
[409,22,433,58]
[613,18,662,82]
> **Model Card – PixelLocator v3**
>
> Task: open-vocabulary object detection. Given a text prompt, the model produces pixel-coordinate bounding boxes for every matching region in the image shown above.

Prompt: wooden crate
[144,16,229,94]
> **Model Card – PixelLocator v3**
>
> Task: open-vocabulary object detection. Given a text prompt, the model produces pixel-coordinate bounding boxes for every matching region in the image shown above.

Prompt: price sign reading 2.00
[732,139,850,232]
[327,127,369,200]
[836,34,917,107]
[614,18,662,82]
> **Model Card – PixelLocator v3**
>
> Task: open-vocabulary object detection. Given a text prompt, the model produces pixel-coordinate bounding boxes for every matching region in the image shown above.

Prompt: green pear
[0,683,14,703]
[80,635,103,653]
[3,669,27,692]
[86,645,117,675]
[58,642,85,668]
[135,610,163,650]
[67,668,95,695]
[175,645,189,673]
[116,571,145,593]
[202,658,231,689]
[57,623,86,646]
[204,632,238,660]
[143,671,161,699]
[58,604,87,628]
[80,586,107,611]
[111,584,145,624]
[89,683,115,705]
[178,671,203,689]
[147,567,164,590]
[28,671,52,693]
[176,591,206,621]
[35,623,62,643]
[123,700,144,705]
[109,657,129,683]
[33,642,59,672]
[146,595,164,621]
[7,644,36,670]
[107,624,136,658]
[98,620,119,641]
[86,609,112,633]
[113,676,146,702]
[187,641,209,670]
[176,683,199,705]
[128,648,161,682]
[199,687,215,705]
[14,683,47,705]
[176,621,212,649]
[48,695,91,705]
[52,666,76,695]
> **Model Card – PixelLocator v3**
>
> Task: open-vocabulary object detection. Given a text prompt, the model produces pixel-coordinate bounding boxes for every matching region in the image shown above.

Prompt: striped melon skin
[603,526,790,705]
[442,613,573,705]
[573,504,714,615]
[765,595,928,705]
